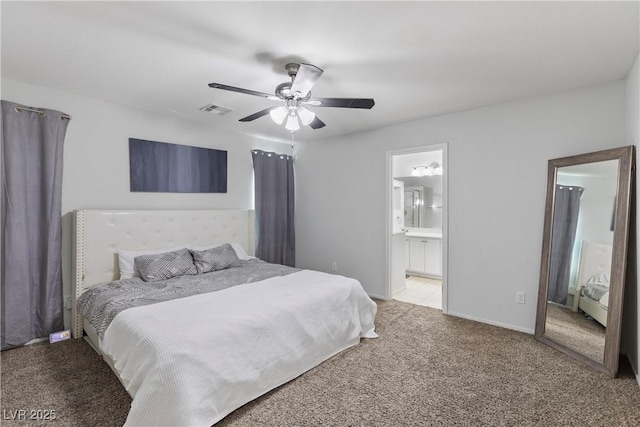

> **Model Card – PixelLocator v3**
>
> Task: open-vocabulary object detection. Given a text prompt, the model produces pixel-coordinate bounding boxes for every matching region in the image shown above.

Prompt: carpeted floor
[544,303,606,362]
[2,300,640,426]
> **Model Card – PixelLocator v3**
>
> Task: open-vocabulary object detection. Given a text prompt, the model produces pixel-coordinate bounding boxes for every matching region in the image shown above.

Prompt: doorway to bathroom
[386,145,447,312]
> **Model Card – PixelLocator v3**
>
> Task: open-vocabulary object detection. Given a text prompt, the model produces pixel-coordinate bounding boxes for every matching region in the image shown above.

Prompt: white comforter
[101,269,377,426]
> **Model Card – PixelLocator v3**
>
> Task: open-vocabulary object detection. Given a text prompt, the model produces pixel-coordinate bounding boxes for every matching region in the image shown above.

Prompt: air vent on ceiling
[199,103,234,116]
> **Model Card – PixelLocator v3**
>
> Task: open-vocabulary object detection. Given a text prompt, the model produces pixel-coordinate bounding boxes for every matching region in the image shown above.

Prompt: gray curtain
[548,185,583,305]
[1,100,69,350]
[251,150,295,267]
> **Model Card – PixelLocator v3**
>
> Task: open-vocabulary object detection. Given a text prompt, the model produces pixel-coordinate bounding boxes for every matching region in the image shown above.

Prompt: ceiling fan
[208,63,375,132]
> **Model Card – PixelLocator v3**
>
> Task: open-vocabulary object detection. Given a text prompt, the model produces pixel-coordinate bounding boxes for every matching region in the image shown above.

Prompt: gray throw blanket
[582,282,609,302]
[78,260,299,339]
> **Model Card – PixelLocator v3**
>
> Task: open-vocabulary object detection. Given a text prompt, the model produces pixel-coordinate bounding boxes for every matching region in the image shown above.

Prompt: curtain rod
[251,149,293,160]
[14,106,72,120]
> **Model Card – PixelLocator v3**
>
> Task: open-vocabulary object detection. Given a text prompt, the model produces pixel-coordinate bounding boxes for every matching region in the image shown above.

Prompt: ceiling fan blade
[239,107,276,122]
[309,97,375,109]
[290,63,324,98]
[309,116,326,129]
[209,83,275,99]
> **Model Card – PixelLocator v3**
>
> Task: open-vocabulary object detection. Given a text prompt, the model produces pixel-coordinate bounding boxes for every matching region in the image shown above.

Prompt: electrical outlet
[331,262,338,271]
[516,292,525,304]
[64,295,72,310]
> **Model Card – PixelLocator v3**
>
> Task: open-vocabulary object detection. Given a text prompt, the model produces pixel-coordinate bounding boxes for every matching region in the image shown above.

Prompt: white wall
[2,78,291,330]
[623,54,639,383]
[296,80,626,333]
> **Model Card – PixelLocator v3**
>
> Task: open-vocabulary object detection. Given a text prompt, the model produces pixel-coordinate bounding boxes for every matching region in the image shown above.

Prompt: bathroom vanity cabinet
[405,234,442,277]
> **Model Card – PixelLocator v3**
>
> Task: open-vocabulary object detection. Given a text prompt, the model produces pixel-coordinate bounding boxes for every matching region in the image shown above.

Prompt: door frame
[384,143,449,313]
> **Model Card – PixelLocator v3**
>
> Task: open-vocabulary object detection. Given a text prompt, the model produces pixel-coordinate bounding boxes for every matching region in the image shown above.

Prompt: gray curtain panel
[251,150,295,267]
[1,100,69,350]
[548,185,584,305]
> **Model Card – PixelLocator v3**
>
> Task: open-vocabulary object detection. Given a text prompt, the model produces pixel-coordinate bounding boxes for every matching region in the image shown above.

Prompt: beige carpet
[2,300,640,426]
[545,303,606,362]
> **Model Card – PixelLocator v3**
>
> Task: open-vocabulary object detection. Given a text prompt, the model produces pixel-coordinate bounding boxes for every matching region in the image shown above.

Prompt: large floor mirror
[535,146,634,378]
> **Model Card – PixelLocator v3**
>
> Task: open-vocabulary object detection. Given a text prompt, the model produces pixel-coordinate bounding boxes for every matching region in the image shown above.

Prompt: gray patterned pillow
[190,243,241,274]
[134,248,198,282]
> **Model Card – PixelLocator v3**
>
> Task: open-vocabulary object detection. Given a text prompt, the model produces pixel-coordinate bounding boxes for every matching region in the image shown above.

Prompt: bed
[71,209,377,426]
[571,240,612,327]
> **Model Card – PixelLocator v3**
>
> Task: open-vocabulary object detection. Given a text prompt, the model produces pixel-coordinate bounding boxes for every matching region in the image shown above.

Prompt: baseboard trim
[25,337,49,345]
[367,292,388,300]
[447,311,535,335]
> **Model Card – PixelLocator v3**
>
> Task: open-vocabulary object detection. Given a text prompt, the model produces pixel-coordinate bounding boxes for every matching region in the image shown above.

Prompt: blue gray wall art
[129,138,227,193]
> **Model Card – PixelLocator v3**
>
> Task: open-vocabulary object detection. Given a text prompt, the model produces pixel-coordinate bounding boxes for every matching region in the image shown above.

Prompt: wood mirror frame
[535,145,635,378]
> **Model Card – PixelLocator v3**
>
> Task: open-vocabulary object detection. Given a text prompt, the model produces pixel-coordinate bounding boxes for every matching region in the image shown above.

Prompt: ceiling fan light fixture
[269,106,288,125]
[285,114,300,132]
[297,107,316,126]
[209,62,374,133]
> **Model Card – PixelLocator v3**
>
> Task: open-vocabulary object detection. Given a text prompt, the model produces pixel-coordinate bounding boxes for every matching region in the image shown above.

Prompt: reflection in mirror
[535,146,634,378]
[392,150,444,231]
[394,177,443,228]
[543,160,617,363]
[404,188,422,227]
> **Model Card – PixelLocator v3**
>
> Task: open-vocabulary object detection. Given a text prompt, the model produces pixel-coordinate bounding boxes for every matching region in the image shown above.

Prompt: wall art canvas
[129,138,227,193]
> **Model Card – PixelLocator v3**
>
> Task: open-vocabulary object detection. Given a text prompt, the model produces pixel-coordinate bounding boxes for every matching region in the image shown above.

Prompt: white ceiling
[2,1,638,144]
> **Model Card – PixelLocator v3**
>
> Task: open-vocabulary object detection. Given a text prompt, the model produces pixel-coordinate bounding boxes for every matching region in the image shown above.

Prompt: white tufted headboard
[571,240,612,312]
[71,209,255,338]
[576,240,612,289]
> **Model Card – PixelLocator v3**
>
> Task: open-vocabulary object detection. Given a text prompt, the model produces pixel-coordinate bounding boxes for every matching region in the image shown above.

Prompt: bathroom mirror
[404,187,423,227]
[395,176,443,228]
[535,146,634,378]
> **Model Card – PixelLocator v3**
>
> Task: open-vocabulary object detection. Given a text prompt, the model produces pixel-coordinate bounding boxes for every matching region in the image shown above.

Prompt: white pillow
[230,243,255,260]
[118,246,184,280]
[188,243,255,260]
